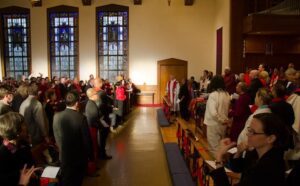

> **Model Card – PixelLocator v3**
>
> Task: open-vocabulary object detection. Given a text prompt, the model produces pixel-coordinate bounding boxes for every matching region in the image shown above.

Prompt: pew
[176,118,241,186]
[164,143,195,186]
[157,108,170,127]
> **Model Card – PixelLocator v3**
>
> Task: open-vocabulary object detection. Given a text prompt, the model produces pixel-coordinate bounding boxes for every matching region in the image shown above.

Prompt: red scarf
[3,139,17,154]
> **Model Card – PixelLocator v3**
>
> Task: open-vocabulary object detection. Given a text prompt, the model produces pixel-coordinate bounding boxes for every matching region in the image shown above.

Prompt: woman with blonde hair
[0,112,40,186]
[238,88,272,145]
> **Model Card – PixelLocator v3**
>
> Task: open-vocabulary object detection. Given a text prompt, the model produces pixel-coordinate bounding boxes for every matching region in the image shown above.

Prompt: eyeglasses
[246,127,265,136]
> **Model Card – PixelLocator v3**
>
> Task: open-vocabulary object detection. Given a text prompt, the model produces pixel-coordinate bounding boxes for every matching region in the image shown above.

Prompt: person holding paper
[210,113,289,186]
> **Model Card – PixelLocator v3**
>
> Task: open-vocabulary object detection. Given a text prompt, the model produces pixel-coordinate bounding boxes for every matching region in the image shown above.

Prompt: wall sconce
[82,0,91,6]
[134,0,142,5]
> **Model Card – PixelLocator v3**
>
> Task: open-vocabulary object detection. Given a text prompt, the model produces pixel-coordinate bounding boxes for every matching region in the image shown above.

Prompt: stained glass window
[97,5,128,82]
[48,6,78,79]
[0,7,31,80]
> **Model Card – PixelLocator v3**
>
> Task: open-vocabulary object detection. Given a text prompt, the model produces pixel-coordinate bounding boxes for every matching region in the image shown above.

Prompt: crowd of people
[165,63,300,186]
[0,74,139,186]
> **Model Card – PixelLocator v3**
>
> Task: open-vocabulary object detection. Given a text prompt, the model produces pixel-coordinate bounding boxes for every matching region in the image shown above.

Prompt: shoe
[87,172,100,177]
[99,154,112,160]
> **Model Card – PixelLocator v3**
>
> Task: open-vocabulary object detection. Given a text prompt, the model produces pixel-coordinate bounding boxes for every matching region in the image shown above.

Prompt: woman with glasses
[237,88,272,145]
[210,113,289,186]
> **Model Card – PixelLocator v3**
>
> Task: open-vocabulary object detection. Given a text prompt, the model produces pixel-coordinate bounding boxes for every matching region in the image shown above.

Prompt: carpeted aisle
[83,107,172,186]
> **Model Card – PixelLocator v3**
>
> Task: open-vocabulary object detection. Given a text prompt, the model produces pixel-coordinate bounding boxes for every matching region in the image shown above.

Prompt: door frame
[216,27,223,75]
[157,58,188,103]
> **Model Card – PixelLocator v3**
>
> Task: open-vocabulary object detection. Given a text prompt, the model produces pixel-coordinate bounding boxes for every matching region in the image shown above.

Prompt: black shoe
[100,154,112,160]
[87,172,100,177]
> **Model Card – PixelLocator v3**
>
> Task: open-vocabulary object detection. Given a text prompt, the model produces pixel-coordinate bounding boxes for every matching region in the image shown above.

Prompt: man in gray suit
[0,87,14,115]
[19,83,49,146]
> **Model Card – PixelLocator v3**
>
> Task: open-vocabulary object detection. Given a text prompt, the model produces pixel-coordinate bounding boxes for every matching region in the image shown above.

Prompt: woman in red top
[115,80,127,123]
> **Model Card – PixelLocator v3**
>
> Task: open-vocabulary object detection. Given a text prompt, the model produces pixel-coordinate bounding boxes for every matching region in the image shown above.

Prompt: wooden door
[157,58,187,103]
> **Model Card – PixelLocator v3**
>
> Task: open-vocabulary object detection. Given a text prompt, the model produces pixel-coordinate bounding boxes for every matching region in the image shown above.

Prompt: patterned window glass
[1,9,31,80]
[97,5,128,82]
[48,7,78,79]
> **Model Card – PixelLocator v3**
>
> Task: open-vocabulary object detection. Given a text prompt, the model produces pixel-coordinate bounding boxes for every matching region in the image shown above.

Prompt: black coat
[247,78,263,104]
[0,143,34,186]
[0,102,13,115]
[210,148,286,186]
[58,83,68,100]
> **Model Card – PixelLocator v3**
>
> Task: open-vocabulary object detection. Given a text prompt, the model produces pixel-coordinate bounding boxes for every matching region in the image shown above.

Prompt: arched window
[96,4,129,82]
[0,6,31,80]
[48,6,79,79]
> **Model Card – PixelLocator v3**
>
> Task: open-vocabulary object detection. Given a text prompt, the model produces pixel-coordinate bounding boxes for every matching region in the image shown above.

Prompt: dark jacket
[247,78,263,104]
[58,83,68,100]
[269,98,295,127]
[210,148,286,186]
[53,108,92,165]
[0,143,34,186]
[0,102,13,115]
[287,161,300,186]
[11,93,25,112]
[85,100,101,128]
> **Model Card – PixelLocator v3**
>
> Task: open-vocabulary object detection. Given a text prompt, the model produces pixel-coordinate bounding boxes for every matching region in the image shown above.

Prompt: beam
[185,0,194,6]
[82,0,91,6]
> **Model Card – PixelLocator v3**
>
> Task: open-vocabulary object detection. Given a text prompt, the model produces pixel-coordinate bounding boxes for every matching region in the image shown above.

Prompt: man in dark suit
[58,77,68,100]
[247,70,263,104]
[53,90,92,186]
[93,78,113,159]
[85,88,101,159]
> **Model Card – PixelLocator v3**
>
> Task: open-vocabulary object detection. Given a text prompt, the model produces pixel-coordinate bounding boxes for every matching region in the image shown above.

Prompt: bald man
[85,83,113,159]
[85,88,101,159]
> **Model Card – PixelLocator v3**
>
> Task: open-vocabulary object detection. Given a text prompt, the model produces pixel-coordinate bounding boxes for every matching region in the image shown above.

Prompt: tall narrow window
[0,7,31,80]
[48,6,78,79]
[97,5,129,82]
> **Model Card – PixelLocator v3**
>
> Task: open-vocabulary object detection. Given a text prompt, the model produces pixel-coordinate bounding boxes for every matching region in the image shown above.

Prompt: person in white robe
[166,75,180,114]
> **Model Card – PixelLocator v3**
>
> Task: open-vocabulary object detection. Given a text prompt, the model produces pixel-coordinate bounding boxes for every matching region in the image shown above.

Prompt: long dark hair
[207,75,225,93]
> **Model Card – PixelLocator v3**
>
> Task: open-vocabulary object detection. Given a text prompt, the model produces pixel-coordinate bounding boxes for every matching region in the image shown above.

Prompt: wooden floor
[83,107,172,186]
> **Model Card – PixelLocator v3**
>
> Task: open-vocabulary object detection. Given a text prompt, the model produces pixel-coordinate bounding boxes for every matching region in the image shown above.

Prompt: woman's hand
[215,138,236,162]
[19,164,41,186]
[233,141,249,158]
